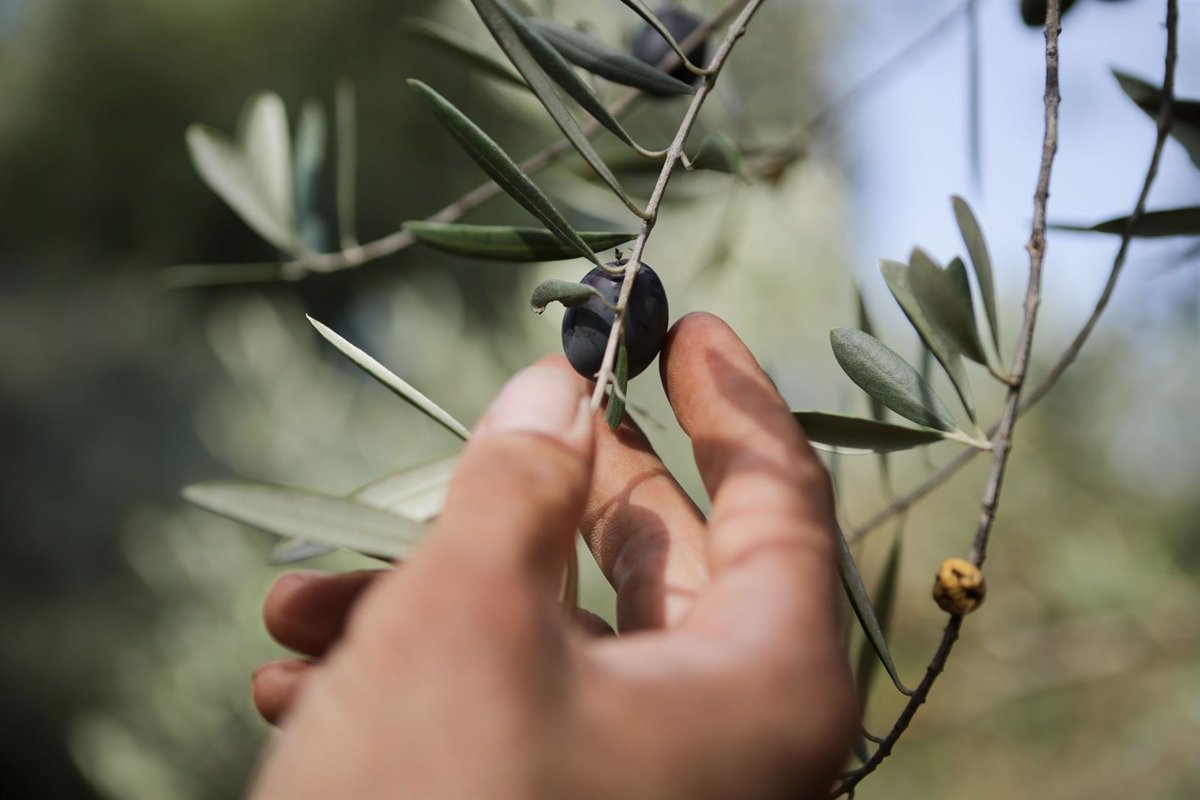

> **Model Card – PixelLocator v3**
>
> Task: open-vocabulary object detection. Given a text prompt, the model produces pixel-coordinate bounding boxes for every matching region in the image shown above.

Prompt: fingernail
[481,367,589,441]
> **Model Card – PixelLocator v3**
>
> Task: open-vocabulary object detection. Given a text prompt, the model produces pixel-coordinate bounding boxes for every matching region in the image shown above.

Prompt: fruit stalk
[588,0,766,412]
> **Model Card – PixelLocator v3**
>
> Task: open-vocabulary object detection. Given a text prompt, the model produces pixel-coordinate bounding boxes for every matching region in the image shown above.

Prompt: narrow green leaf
[308,315,471,440]
[238,93,295,241]
[272,454,459,566]
[335,80,358,250]
[184,481,422,561]
[1113,69,1200,170]
[405,221,636,261]
[186,125,297,252]
[689,133,742,175]
[951,196,999,352]
[1050,206,1200,238]
[294,99,328,253]
[854,285,885,425]
[352,454,458,521]
[530,279,607,313]
[403,17,527,89]
[605,343,629,430]
[528,18,695,96]
[467,0,647,216]
[880,258,977,422]
[618,0,706,73]
[792,412,948,454]
[830,327,959,433]
[909,249,988,365]
[836,523,909,695]
[855,516,905,711]
[408,80,600,266]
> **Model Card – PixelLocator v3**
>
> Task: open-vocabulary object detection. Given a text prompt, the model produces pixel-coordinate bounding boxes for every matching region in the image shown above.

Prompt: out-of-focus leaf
[1113,69,1200,169]
[606,343,628,430]
[405,221,636,261]
[909,249,988,365]
[951,196,1000,352]
[308,315,471,440]
[272,455,460,565]
[528,18,695,96]
[689,133,742,175]
[830,328,958,433]
[161,262,290,288]
[238,93,294,241]
[792,412,947,454]
[836,523,909,695]
[530,279,606,313]
[403,17,527,89]
[335,80,358,250]
[186,125,297,253]
[184,481,421,561]
[880,258,977,422]
[408,80,600,266]
[855,517,905,711]
[294,99,328,253]
[468,0,647,216]
[1050,206,1200,238]
[618,0,706,72]
[352,454,458,522]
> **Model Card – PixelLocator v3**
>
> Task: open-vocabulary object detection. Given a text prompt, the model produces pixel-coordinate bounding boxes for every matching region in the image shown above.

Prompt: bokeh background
[2,0,1197,797]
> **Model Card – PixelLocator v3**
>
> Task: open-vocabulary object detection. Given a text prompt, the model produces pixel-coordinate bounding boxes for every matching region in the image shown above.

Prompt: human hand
[249,313,856,799]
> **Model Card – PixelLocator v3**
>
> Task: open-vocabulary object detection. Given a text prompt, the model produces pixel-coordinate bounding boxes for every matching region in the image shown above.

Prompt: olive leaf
[408,80,600,266]
[293,99,329,253]
[186,104,298,252]
[405,221,636,261]
[238,93,295,241]
[951,196,1000,353]
[605,343,629,430]
[689,133,742,175]
[184,481,422,561]
[617,0,706,73]
[403,17,527,89]
[880,258,977,423]
[530,279,607,313]
[528,18,695,96]
[854,284,886,425]
[1050,206,1200,238]
[836,522,910,696]
[308,315,471,441]
[272,454,459,565]
[855,516,905,711]
[467,0,648,216]
[792,412,948,454]
[830,327,959,433]
[1112,69,1200,169]
[335,80,358,250]
[908,249,988,366]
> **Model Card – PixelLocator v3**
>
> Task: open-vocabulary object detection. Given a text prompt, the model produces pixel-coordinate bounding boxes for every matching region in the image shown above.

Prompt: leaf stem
[588,0,766,412]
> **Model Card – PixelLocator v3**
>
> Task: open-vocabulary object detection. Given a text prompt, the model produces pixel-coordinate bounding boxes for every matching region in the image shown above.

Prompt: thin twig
[587,0,767,411]
[277,1,750,280]
[833,0,1063,790]
[847,0,1180,546]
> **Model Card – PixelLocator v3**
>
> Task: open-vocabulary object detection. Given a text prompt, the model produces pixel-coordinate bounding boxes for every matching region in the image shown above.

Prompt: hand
[249,313,856,799]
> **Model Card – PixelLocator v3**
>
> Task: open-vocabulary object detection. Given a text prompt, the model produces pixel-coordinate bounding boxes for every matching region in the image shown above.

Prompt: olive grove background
[1,0,1197,798]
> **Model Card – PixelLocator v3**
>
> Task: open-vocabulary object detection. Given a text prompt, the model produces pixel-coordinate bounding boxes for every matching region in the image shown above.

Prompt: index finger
[660,313,840,644]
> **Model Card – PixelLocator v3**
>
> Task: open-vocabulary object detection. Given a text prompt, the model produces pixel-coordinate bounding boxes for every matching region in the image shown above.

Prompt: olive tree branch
[833,0,1063,791]
[587,0,767,410]
[277,1,749,281]
[846,0,1179,547]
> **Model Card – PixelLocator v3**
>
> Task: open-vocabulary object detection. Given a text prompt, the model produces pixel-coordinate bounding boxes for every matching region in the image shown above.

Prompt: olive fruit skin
[630,4,708,93]
[562,262,669,380]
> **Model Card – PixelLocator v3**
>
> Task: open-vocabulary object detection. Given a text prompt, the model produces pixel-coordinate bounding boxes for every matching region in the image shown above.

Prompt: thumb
[421,363,595,600]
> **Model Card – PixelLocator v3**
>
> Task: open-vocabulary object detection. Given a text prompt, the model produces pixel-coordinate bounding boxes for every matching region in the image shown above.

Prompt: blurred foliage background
[1,0,1196,798]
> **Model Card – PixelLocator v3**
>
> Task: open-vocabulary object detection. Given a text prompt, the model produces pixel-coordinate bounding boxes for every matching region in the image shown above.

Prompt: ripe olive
[561,262,669,380]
